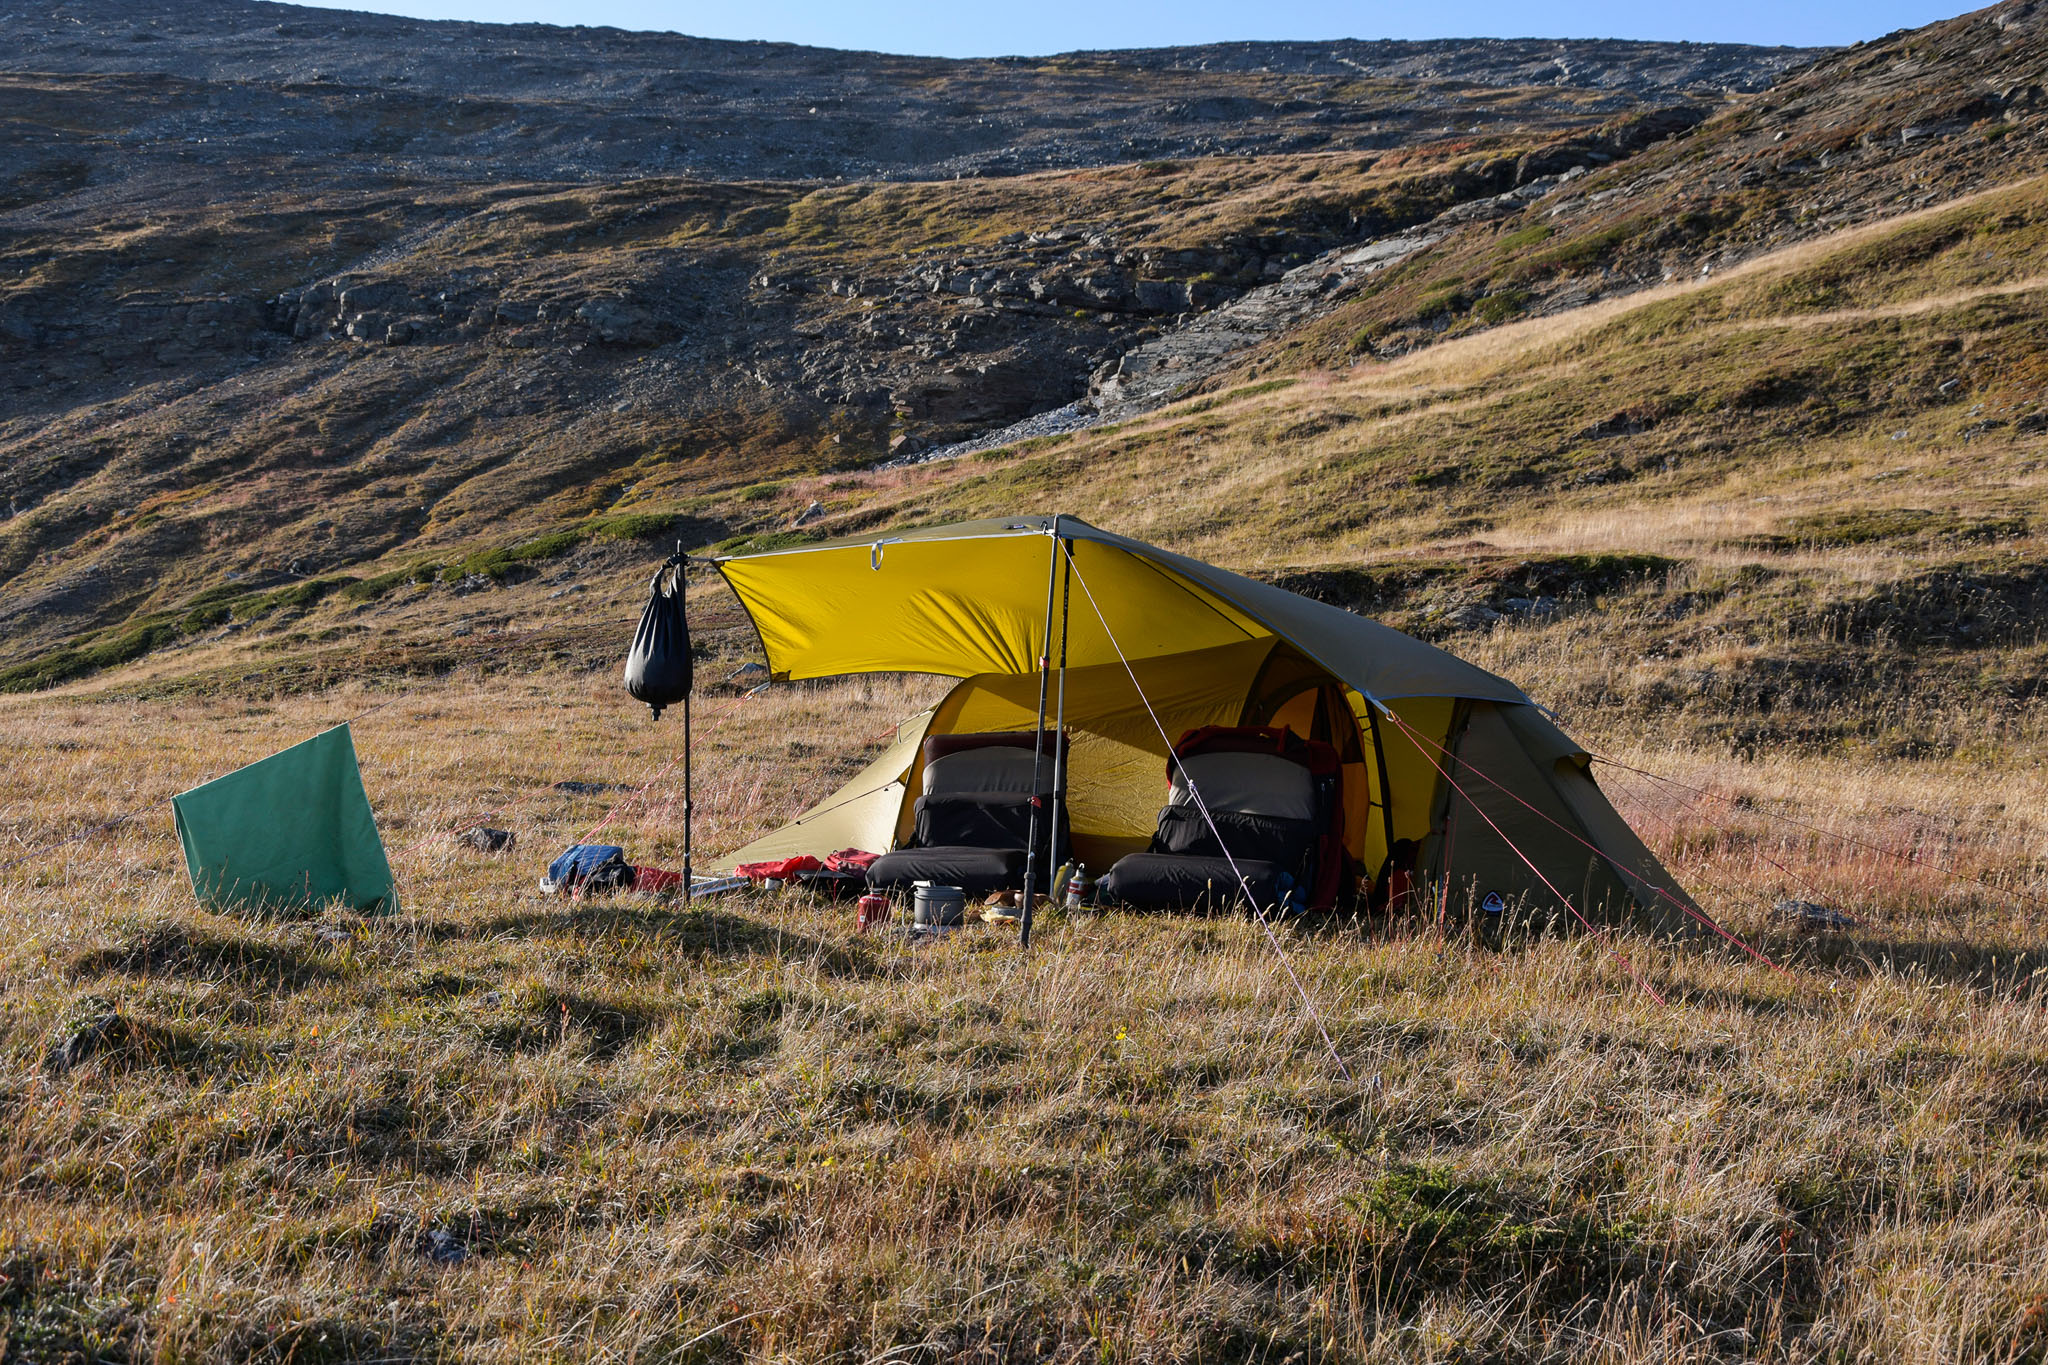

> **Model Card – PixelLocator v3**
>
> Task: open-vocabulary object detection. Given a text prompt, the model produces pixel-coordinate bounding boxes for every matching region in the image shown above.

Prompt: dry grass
[3,665,2046,1363]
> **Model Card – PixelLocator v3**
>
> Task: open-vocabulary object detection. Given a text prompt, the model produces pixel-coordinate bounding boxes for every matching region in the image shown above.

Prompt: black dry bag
[624,560,692,720]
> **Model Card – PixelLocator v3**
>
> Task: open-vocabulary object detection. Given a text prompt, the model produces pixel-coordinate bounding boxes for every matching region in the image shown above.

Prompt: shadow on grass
[70,922,338,990]
[42,1010,243,1079]
[1662,982,1812,1017]
[214,1313,438,1365]
[1760,932,2048,996]
[1322,909,2048,1004]
[472,988,665,1061]
[418,903,877,977]
[0,1254,144,1365]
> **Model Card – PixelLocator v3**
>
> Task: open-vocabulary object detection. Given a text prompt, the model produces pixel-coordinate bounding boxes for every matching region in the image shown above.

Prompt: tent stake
[1020,517,1060,950]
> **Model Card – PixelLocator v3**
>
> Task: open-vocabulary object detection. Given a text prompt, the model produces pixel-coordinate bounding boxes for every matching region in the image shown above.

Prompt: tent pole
[1020,520,1059,951]
[1049,529,1074,896]
[1364,699,1397,877]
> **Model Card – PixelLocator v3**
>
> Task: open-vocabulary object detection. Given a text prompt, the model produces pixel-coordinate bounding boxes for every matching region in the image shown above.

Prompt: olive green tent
[710,515,1702,935]
[172,724,396,915]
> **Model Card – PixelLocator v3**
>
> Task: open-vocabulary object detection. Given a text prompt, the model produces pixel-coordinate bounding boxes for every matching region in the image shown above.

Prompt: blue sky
[290,1,1971,57]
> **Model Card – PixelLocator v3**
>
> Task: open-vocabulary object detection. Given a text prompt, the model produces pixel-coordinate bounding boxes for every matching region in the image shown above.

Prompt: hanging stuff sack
[620,547,703,908]
[624,554,693,721]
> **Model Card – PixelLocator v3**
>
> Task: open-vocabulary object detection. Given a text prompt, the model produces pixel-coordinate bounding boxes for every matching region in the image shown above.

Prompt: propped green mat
[173,723,396,915]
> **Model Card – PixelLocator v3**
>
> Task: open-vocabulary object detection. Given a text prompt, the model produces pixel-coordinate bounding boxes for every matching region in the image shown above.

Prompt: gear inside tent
[172,723,396,915]
[709,515,1702,934]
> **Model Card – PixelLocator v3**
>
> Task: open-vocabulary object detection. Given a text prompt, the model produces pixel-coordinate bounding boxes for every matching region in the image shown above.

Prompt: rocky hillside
[1087,1,2048,423]
[0,0,1829,676]
[3,1,1818,181]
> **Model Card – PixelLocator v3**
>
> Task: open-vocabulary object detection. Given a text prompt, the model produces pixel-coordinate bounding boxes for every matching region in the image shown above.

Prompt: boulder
[420,1227,469,1265]
[1134,279,1191,313]
[337,281,414,315]
[1072,271,1134,309]
[1776,899,1856,930]
[1439,602,1504,631]
[576,298,670,346]
[45,1011,130,1075]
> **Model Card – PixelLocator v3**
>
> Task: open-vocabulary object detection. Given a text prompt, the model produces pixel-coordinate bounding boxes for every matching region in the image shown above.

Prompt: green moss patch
[444,529,585,583]
[710,530,824,557]
[1342,1162,1641,1290]
[0,620,181,693]
[1758,508,2030,550]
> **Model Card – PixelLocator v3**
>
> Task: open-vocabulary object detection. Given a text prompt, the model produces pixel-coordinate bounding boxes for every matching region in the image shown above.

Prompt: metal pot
[912,882,966,927]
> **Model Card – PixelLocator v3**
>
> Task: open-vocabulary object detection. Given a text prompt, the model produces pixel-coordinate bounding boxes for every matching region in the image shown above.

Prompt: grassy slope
[1243,2,2048,369]
[2,672,2043,1363]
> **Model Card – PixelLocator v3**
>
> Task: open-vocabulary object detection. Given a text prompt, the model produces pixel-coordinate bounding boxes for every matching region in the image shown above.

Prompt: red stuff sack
[735,855,822,882]
[632,866,685,895]
[823,848,880,874]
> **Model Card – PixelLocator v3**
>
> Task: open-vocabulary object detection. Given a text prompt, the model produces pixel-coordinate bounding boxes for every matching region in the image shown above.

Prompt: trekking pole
[682,689,694,911]
[1050,530,1073,889]
[1021,517,1060,951]
[677,541,695,910]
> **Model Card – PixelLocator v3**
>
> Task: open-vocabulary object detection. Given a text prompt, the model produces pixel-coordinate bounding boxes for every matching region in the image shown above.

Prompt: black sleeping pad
[868,846,1030,896]
[1151,804,1316,869]
[1097,853,1290,912]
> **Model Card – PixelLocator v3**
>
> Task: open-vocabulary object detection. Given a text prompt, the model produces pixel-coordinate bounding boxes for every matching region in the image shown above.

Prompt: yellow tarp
[718,516,1525,703]
[720,522,1268,680]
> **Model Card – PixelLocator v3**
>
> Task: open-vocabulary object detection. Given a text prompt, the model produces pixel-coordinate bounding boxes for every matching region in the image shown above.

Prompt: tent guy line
[1375,703,1789,979]
[1591,751,2038,903]
[1595,765,1840,936]
[1376,701,1789,978]
[1060,537,1357,1082]
[0,807,145,876]
[1378,704,1671,1007]
[571,689,761,845]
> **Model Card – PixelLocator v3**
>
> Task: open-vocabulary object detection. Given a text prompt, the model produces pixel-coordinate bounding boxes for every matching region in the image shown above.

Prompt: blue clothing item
[547,844,629,889]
